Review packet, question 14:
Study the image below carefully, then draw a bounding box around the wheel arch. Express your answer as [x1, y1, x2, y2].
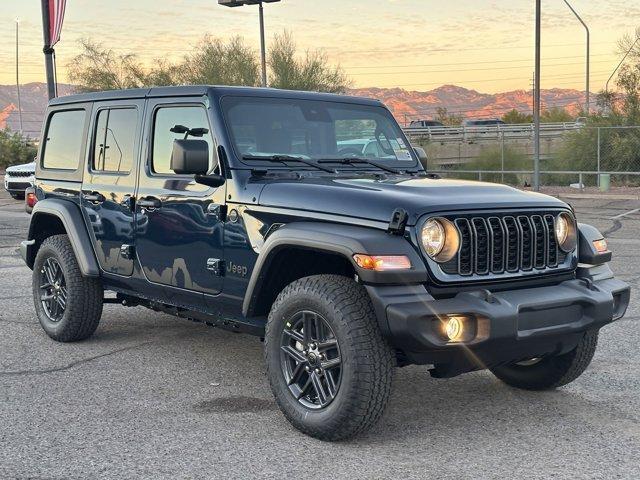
[23, 198, 100, 277]
[242, 222, 427, 318]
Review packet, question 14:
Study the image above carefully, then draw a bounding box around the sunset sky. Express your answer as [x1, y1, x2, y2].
[0, 0, 638, 94]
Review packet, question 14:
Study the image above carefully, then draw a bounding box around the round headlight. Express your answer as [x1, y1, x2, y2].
[555, 212, 577, 252]
[421, 218, 459, 262]
[422, 219, 446, 257]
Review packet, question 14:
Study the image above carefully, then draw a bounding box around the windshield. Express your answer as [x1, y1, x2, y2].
[221, 96, 418, 168]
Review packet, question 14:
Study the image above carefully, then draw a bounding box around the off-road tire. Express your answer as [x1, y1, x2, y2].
[265, 274, 395, 441]
[32, 234, 103, 342]
[490, 329, 599, 390]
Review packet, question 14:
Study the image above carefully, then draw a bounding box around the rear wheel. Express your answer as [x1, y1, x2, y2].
[490, 330, 599, 390]
[265, 274, 395, 441]
[32, 234, 103, 342]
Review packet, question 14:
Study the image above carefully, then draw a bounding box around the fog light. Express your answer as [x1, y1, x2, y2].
[444, 316, 464, 342]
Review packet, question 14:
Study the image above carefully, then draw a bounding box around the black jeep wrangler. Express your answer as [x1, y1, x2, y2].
[22, 86, 630, 440]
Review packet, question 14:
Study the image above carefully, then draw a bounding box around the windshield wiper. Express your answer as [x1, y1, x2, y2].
[242, 154, 336, 174]
[317, 157, 402, 175]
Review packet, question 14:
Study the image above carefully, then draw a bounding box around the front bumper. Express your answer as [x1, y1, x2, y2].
[4, 175, 34, 193]
[367, 266, 630, 376]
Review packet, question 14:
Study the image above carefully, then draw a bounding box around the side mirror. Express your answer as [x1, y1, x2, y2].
[413, 146, 428, 167]
[171, 139, 209, 175]
[195, 174, 225, 188]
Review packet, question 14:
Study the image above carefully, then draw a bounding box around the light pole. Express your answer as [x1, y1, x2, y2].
[563, 0, 590, 115]
[218, 0, 282, 87]
[15, 18, 24, 134]
[533, 0, 541, 191]
[605, 36, 640, 94]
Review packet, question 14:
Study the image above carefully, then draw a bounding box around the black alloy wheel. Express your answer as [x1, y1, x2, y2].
[39, 257, 67, 322]
[280, 310, 342, 409]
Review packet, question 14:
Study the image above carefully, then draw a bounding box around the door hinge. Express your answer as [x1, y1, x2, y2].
[206, 258, 225, 276]
[387, 208, 409, 235]
[120, 244, 135, 260]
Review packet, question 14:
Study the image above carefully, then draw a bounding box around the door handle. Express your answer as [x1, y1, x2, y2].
[137, 197, 162, 209]
[83, 192, 105, 204]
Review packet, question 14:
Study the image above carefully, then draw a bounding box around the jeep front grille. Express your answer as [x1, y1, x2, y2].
[440, 213, 568, 277]
[7, 171, 33, 178]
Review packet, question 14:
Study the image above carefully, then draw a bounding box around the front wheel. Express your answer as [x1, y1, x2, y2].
[32, 234, 104, 342]
[490, 329, 599, 390]
[265, 275, 395, 441]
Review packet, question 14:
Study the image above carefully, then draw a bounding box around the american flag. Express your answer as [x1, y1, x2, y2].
[48, 0, 66, 47]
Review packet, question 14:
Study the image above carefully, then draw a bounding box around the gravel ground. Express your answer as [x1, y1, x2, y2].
[0, 181, 638, 480]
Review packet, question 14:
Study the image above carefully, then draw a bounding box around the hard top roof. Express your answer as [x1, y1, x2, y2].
[48, 85, 382, 107]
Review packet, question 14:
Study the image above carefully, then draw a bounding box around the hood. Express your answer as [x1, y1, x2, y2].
[6, 162, 36, 173]
[257, 175, 568, 224]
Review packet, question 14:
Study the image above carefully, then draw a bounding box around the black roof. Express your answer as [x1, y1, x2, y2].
[48, 85, 382, 107]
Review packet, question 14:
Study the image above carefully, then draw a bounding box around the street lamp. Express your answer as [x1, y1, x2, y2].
[563, 1, 590, 115]
[219, 0, 281, 88]
[533, 0, 541, 191]
[605, 36, 640, 94]
[15, 18, 23, 134]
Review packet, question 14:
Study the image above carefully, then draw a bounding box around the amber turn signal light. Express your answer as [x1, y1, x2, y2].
[353, 254, 411, 271]
[593, 238, 608, 253]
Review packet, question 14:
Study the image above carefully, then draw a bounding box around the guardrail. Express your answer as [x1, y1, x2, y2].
[429, 169, 640, 188]
[403, 122, 581, 141]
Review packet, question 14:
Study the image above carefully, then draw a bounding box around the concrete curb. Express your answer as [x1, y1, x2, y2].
[555, 193, 640, 201]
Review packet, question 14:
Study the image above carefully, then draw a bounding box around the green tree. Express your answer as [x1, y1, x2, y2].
[540, 106, 574, 123]
[67, 39, 159, 92]
[458, 145, 531, 185]
[177, 35, 260, 86]
[435, 107, 463, 126]
[268, 31, 350, 93]
[67, 33, 350, 94]
[0, 129, 38, 169]
[502, 109, 533, 124]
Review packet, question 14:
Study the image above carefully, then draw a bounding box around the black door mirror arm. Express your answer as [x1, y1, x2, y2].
[194, 174, 226, 188]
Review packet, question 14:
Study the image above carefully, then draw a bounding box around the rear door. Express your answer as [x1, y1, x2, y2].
[135, 97, 225, 296]
[80, 100, 144, 276]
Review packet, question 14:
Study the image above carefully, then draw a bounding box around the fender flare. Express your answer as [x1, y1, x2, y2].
[242, 222, 428, 317]
[24, 198, 100, 277]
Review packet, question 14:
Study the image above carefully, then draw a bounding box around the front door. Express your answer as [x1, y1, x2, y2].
[135, 98, 225, 296]
[81, 100, 144, 276]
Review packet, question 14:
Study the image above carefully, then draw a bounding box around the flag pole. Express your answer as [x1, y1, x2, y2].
[40, 0, 57, 99]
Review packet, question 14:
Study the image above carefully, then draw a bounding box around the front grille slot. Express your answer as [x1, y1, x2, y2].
[455, 218, 474, 276]
[441, 211, 569, 278]
[7, 171, 33, 178]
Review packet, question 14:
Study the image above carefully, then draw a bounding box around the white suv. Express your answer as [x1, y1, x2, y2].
[4, 161, 35, 200]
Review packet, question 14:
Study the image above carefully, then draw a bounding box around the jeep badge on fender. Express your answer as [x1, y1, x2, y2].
[21, 86, 630, 441]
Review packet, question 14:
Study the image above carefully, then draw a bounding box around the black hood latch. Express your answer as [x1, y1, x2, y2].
[387, 208, 409, 236]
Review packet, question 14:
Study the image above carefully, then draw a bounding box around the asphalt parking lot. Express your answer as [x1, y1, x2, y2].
[0, 181, 638, 480]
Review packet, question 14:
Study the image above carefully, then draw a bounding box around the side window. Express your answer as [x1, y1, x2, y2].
[93, 108, 137, 173]
[152, 106, 215, 175]
[42, 110, 86, 170]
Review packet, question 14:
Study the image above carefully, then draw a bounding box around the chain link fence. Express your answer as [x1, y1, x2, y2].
[406, 126, 640, 189]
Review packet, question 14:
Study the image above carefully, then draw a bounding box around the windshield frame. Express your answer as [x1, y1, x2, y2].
[219, 94, 421, 172]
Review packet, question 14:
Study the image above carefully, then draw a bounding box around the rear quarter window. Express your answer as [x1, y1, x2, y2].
[41, 110, 86, 170]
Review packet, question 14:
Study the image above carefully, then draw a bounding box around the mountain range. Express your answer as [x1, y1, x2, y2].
[0, 82, 586, 136]
[347, 85, 587, 123]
